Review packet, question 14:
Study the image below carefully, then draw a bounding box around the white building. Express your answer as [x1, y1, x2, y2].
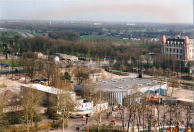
[160, 35, 193, 62]
[21, 84, 97, 116]
[98, 78, 167, 105]
[69, 99, 93, 116]
[20, 84, 76, 104]
[48, 55, 60, 63]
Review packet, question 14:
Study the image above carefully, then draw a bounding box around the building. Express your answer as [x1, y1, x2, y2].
[21, 84, 76, 106]
[48, 55, 60, 63]
[34, 52, 44, 59]
[0, 90, 22, 113]
[68, 99, 94, 116]
[98, 78, 167, 105]
[60, 54, 78, 62]
[21, 84, 96, 116]
[160, 35, 193, 63]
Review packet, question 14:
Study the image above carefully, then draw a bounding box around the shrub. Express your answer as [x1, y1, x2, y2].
[10, 117, 23, 124]
[10, 126, 18, 132]
[50, 114, 61, 120]
[51, 122, 61, 129]
[33, 114, 42, 122]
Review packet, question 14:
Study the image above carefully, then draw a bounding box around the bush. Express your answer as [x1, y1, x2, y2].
[5, 111, 24, 125]
[50, 114, 61, 120]
[46, 107, 56, 117]
[51, 122, 61, 129]
[10, 117, 23, 124]
[10, 126, 18, 132]
[33, 114, 42, 122]
[181, 76, 193, 81]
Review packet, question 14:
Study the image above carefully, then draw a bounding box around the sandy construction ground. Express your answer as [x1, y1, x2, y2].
[0, 74, 23, 94]
[0, 72, 193, 101]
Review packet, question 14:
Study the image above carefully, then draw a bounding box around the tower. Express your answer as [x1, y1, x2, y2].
[160, 35, 166, 54]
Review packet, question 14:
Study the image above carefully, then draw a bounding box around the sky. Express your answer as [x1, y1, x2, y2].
[0, 0, 193, 23]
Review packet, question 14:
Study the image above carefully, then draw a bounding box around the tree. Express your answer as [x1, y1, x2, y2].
[22, 52, 37, 82]
[20, 87, 42, 132]
[74, 67, 90, 84]
[167, 79, 179, 126]
[54, 79, 75, 132]
[63, 72, 71, 81]
[124, 86, 141, 132]
[0, 91, 9, 131]
[42, 62, 59, 86]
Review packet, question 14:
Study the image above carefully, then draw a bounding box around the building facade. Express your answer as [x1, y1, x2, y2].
[160, 35, 193, 62]
[0, 90, 22, 113]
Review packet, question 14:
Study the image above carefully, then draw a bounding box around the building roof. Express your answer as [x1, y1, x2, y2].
[177, 98, 193, 103]
[22, 84, 75, 95]
[166, 38, 184, 43]
[97, 78, 166, 94]
[162, 35, 193, 45]
[60, 54, 77, 59]
[34, 52, 42, 55]
[0, 90, 20, 106]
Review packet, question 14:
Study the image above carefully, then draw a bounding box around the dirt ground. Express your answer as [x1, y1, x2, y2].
[0, 74, 23, 94]
[0, 72, 193, 101]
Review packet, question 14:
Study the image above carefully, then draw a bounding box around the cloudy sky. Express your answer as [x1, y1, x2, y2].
[0, 0, 193, 23]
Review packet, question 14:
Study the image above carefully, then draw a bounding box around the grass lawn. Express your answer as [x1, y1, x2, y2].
[0, 59, 21, 67]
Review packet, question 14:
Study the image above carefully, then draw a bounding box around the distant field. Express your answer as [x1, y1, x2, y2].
[79, 35, 147, 45]
[79, 35, 119, 42]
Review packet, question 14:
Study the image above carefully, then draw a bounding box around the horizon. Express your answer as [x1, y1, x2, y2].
[0, 19, 192, 25]
[0, 0, 193, 24]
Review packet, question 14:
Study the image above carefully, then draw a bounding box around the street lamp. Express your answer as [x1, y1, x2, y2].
[163, 103, 166, 130]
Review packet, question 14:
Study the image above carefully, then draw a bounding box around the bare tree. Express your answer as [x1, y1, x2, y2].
[53, 78, 75, 132]
[0, 91, 9, 130]
[73, 67, 90, 84]
[20, 88, 42, 132]
[167, 79, 179, 128]
[22, 52, 37, 82]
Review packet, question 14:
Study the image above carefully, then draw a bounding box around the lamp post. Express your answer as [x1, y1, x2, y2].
[137, 60, 139, 75]
[122, 106, 125, 132]
[163, 103, 166, 130]
[186, 106, 190, 132]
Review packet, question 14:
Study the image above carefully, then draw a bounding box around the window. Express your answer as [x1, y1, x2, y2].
[180, 55, 182, 59]
[180, 49, 182, 53]
[166, 48, 168, 52]
[3, 107, 8, 112]
[170, 48, 171, 52]
[11, 106, 14, 111]
[173, 49, 175, 53]
[177, 49, 178, 53]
